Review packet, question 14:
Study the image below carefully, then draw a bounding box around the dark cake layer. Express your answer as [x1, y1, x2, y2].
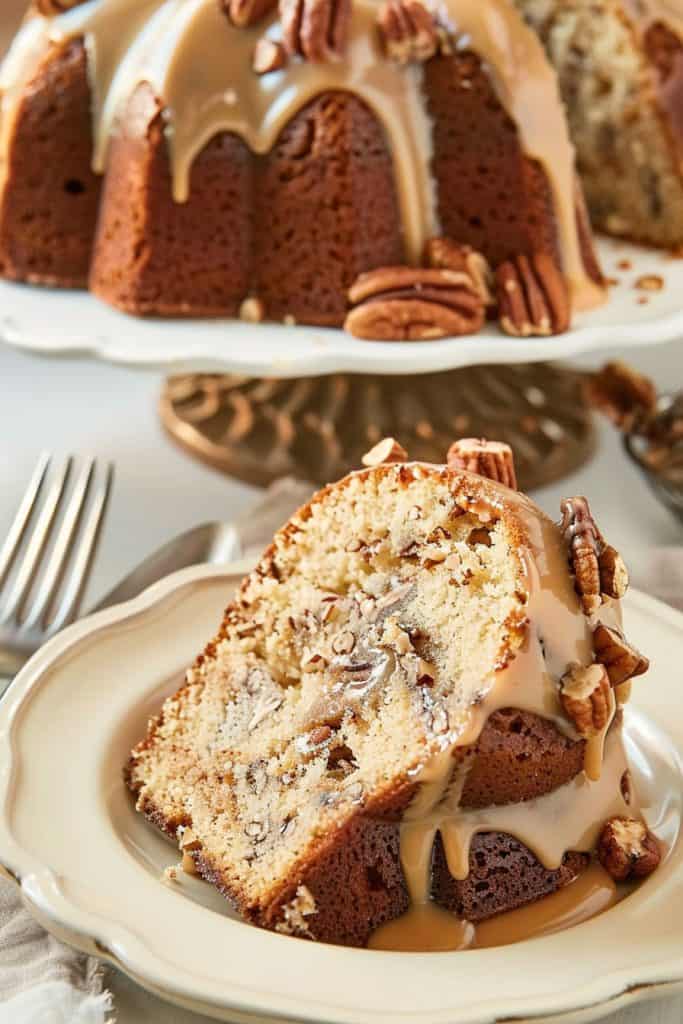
[0, 40, 101, 287]
[128, 708, 587, 947]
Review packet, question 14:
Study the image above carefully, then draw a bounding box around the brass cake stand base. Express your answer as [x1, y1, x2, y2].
[159, 363, 595, 492]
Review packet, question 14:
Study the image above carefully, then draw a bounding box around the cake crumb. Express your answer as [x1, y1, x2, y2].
[634, 274, 663, 292]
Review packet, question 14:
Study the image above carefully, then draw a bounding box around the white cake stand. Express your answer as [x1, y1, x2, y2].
[1, 235, 680, 489]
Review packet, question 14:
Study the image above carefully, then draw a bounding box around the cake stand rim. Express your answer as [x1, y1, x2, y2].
[0, 237, 681, 377]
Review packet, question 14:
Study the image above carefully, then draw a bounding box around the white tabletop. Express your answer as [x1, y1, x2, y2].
[1, 338, 682, 1023]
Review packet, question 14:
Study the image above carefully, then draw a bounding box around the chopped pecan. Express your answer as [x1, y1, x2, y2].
[560, 497, 629, 614]
[376, 0, 439, 64]
[584, 361, 657, 433]
[425, 237, 494, 306]
[280, 0, 350, 61]
[345, 266, 484, 341]
[597, 816, 661, 881]
[221, 0, 278, 27]
[560, 664, 612, 737]
[361, 436, 408, 467]
[593, 623, 649, 685]
[496, 252, 570, 337]
[447, 437, 517, 489]
[252, 38, 287, 74]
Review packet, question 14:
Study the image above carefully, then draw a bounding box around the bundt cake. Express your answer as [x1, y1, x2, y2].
[126, 437, 660, 949]
[0, 0, 605, 335]
[515, 0, 683, 248]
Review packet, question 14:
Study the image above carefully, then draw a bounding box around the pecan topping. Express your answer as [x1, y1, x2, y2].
[598, 545, 629, 601]
[597, 816, 661, 881]
[376, 0, 438, 64]
[593, 623, 649, 686]
[447, 437, 518, 490]
[361, 436, 409, 466]
[221, 0, 278, 27]
[345, 266, 484, 341]
[496, 252, 570, 337]
[280, 0, 351, 61]
[252, 38, 287, 74]
[584, 361, 657, 433]
[560, 496, 629, 614]
[425, 237, 494, 306]
[560, 664, 612, 737]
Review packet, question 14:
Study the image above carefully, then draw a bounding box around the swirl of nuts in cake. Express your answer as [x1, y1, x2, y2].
[127, 458, 610, 925]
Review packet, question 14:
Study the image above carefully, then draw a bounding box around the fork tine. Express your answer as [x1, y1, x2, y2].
[0, 458, 73, 625]
[0, 453, 50, 591]
[23, 459, 96, 631]
[50, 462, 114, 633]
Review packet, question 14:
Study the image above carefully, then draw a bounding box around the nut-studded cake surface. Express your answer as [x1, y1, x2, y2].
[127, 444, 659, 947]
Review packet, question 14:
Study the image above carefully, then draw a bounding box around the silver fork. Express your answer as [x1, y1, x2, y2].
[0, 454, 114, 678]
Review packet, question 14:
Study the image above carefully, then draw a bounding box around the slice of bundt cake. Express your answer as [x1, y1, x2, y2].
[127, 438, 659, 947]
[516, 0, 683, 248]
[0, 0, 604, 332]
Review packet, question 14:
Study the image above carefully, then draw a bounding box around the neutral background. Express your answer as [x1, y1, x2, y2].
[1, 2, 683, 1021]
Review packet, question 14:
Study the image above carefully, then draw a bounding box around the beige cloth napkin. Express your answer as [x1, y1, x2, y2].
[0, 877, 112, 1022]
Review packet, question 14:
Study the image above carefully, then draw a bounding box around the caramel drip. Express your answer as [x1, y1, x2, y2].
[584, 685, 616, 783]
[13, 0, 439, 265]
[369, 863, 620, 951]
[439, 726, 632, 881]
[435, 0, 604, 311]
[0, 0, 604, 307]
[391, 472, 635, 932]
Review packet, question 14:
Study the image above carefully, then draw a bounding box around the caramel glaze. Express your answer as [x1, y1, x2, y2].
[369, 468, 644, 952]
[0, 0, 605, 309]
[369, 863, 620, 951]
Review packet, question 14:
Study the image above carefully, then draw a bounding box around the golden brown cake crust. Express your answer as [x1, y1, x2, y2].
[0, 39, 101, 287]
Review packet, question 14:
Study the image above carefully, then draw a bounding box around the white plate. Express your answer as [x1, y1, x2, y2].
[0, 562, 682, 1024]
[0, 238, 681, 376]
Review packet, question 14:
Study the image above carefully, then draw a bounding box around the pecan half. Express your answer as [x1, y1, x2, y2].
[447, 437, 517, 489]
[345, 266, 484, 341]
[425, 237, 494, 306]
[560, 664, 612, 737]
[598, 545, 629, 601]
[593, 623, 649, 685]
[584, 361, 657, 433]
[377, 0, 439, 64]
[496, 252, 570, 337]
[597, 816, 661, 881]
[280, 0, 350, 61]
[253, 38, 287, 74]
[221, 0, 278, 27]
[560, 497, 629, 614]
[361, 436, 409, 466]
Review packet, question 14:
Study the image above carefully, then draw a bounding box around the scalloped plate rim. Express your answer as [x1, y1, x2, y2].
[0, 565, 682, 1024]
[0, 237, 682, 376]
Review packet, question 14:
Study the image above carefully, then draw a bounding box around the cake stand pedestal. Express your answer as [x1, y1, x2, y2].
[158, 362, 595, 492]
